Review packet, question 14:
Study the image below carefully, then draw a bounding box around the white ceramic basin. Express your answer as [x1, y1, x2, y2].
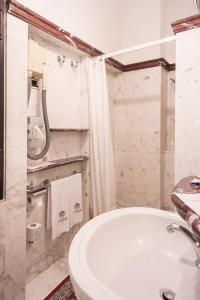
[69, 207, 200, 300]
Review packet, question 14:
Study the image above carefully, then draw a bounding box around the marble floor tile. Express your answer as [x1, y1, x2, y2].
[26, 256, 69, 300]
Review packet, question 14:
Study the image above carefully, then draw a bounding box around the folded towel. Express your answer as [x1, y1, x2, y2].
[50, 177, 70, 240]
[47, 173, 83, 239]
[68, 173, 83, 228]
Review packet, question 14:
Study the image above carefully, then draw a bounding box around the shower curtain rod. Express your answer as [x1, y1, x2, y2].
[100, 36, 176, 60]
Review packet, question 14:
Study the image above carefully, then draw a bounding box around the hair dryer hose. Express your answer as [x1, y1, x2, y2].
[27, 90, 50, 160]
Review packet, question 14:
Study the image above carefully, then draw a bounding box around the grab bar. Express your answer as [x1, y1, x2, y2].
[27, 179, 50, 196]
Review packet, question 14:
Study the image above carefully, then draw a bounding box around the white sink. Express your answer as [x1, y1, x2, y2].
[69, 207, 200, 300]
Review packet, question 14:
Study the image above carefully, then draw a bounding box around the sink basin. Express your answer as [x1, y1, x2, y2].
[69, 207, 200, 300]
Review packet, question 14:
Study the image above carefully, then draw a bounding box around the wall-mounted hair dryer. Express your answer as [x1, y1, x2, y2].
[27, 63, 50, 160]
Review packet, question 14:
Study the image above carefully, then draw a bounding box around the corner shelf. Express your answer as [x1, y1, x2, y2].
[27, 155, 89, 174]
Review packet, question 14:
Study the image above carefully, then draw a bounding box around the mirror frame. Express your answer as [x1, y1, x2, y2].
[0, 0, 6, 200]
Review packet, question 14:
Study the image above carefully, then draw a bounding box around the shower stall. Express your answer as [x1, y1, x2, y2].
[89, 36, 176, 213]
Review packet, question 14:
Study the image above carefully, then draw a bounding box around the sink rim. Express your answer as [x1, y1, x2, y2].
[69, 207, 183, 300]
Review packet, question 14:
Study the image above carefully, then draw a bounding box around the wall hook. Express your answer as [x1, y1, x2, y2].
[71, 60, 79, 70]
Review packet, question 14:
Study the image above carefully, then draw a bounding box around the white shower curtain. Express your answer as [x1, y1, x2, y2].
[88, 58, 116, 217]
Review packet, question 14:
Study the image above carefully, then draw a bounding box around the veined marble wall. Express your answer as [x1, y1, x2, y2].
[27, 29, 90, 282]
[27, 132, 90, 283]
[114, 67, 162, 208]
[106, 69, 116, 152]
[162, 71, 175, 210]
[107, 66, 175, 209]
[175, 27, 200, 182]
[27, 160, 89, 282]
[0, 16, 27, 300]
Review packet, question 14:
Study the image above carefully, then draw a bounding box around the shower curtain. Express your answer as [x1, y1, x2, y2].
[88, 58, 116, 217]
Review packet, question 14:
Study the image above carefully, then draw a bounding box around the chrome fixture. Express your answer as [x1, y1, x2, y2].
[27, 179, 50, 208]
[166, 223, 200, 268]
[57, 55, 66, 65]
[27, 179, 50, 195]
[160, 288, 176, 300]
[71, 60, 79, 70]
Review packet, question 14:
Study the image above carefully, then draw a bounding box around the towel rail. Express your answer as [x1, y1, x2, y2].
[27, 171, 81, 197]
[27, 179, 50, 195]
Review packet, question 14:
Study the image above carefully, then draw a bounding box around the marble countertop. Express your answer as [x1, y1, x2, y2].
[171, 176, 200, 243]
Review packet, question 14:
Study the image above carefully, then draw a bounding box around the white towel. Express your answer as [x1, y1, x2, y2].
[50, 177, 70, 240]
[68, 173, 83, 228]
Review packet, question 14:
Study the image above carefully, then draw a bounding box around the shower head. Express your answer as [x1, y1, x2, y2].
[193, 0, 200, 13]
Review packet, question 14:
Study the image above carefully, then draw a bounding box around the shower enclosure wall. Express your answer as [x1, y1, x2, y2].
[26, 27, 90, 283]
[107, 65, 175, 211]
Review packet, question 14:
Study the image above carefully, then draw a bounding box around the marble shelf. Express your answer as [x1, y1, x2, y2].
[27, 155, 89, 174]
[50, 128, 89, 132]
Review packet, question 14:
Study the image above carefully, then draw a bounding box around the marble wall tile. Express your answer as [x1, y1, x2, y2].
[106, 69, 117, 144]
[109, 66, 175, 210]
[28, 131, 85, 168]
[0, 15, 28, 300]
[26, 33, 90, 282]
[5, 207, 26, 289]
[116, 150, 161, 208]
[162, 151, 175, 211]
[115, 68, 162, 154]
[27, 161, 89, 282]
[166, 72, 175, 152]
[160, 69, 168, 154]
[160, 70, 175, 210]
[117, 189, 160, 208]
[0, 206, 6, 281]
[175, 28, 200, 182]
[47, 132, 82, 161]
[112, 67, 162, 208]
[0, 276, 25, 300]
[28, 29, 89, 130]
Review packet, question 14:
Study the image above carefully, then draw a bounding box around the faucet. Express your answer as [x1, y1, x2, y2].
[166, 223, 200, 269]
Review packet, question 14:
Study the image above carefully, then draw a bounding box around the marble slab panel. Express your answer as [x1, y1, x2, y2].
[114, 68, 162, 154]
[0, 15, 28, 300]
[116, 150, 160, 208]
[175, 27, 200, 182]
[27, 160, 89, 282]
[162, 151, 175, 211]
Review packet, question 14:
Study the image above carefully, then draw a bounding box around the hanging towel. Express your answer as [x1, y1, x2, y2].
[68, 173, 83, 228]
[50, 177, 70, 240]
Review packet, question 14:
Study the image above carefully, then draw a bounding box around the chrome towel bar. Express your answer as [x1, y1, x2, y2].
[27, 179, 50, 195]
